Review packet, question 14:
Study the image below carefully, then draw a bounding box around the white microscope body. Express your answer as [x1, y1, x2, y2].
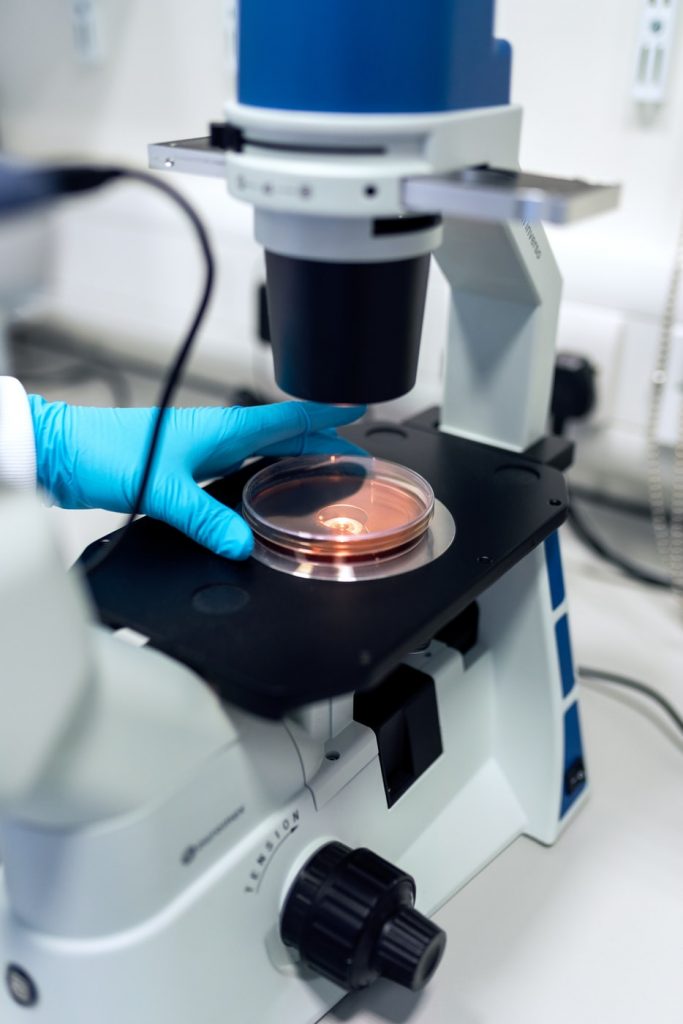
[0, 489, 579, 1024]
[0, 2, 618, 1020]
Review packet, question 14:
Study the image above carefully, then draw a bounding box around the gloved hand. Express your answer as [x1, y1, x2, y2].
[28, 397, 366, 559]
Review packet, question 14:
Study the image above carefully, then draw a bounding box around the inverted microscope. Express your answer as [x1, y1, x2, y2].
[0, 2, 620, 1021]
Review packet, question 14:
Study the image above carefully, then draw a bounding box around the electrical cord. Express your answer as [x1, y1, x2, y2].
[70, 167, 215, 575]
[578, 666, 683, 737]
[567, 495, 675, 591]
[554, 409, 676, 591]
[568, 484, 669, 523]
[560, 210, 683, 602]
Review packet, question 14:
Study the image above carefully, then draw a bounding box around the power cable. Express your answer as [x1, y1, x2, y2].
[68, 167, 216, 575]
[578, 666, 683, 737]
[567, 495, 675, 591]
[569, 485, 668, 523]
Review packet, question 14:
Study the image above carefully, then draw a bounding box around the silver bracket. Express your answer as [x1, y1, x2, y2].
[147, 137, 225, 179]
[403, 168, 621, 225]
[147, 138, 621, 225]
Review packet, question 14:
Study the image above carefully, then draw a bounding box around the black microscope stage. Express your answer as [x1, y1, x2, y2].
[83, 420, 569, 718]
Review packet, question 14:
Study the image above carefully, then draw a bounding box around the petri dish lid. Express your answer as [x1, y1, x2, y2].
[242, 455, 435, 563]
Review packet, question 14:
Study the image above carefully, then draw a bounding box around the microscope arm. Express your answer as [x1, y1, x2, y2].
[436, 216, 562, 452]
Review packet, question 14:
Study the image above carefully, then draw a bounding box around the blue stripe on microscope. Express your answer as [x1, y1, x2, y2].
[561, 702, 587, 817]
[237, 0, 511, 114]
[555, 615, 575, 698]
[544, 532, 565, 610]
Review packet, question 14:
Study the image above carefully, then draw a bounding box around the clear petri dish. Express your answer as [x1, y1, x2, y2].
[242, 456, 435, 565]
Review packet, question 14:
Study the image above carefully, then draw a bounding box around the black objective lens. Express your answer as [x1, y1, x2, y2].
[264, 251, 431, 404]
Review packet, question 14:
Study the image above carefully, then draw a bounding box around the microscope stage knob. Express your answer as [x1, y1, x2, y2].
[280, 842, 446, 992]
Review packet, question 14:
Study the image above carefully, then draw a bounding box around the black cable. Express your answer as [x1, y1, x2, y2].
[578, 666, 683, 736]
[569, 484, 670, 524]
[75, 167, 215, 575]
[567, 495, 675, 591]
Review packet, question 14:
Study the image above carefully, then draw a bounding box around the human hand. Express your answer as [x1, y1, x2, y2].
[28, 398, 366, 558]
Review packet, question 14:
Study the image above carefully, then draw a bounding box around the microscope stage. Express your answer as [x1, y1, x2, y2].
[83, 421, 568, 717]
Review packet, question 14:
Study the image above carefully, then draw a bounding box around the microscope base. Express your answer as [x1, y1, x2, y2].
[0, 541, 586, 1023]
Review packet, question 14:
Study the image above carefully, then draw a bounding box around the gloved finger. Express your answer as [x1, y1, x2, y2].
[225, 402, 365, 455]
[198, 402, 366, 477]
[149, 476, 254, 559]
[258, 431, 368, 459]
[195, 433, 367, 483]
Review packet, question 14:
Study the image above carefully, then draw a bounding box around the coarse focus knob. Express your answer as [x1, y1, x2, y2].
[280, 842, 446, 992]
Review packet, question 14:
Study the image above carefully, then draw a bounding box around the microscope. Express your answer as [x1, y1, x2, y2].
[0, 2, 619, 1021]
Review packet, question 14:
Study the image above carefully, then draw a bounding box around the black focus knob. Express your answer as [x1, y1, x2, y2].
[280, 842, 446, 992]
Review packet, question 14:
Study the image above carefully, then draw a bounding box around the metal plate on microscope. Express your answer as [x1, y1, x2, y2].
[403, 168, 621, 224]
[83, 423, 568, 718]
[249, 498, 455, 583]
[241, 454, 453, 582]
[148, 137, 226, 178]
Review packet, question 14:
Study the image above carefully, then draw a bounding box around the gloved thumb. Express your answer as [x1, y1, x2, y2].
[152, 476, 254, 559]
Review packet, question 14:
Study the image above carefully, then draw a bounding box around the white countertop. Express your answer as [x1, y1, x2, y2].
[329, 529, 683, 1024]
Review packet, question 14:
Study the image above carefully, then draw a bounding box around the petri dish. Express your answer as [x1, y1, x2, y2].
[242, 455, 435, 566]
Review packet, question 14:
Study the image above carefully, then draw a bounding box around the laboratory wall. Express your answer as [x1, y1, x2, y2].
[0, 0, 263, 387]
[498, 0, 683, 503]
[0, 0, 682, 499]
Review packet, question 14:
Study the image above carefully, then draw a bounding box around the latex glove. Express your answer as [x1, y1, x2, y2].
[28, 397, 366, 559]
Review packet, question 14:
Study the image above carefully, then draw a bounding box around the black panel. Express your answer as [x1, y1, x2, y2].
[354, 665, 442, 808]
[257, 282, 270, 344]
[405, 407, 575, 470]
[551, 353, 596, 434]
[523, 435, 575, 471]
[209, 122, 243, 152]
[564, 757, 587, 798]
[82, 423, 568, 718]
[404, 406, 441, 432]
[372, 216, 441, 236]
[264, 253, 430, 404]
[435, 602, 479, 655]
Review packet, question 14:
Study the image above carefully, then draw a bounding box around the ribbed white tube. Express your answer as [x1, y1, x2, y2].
[0, 376, 37, 491]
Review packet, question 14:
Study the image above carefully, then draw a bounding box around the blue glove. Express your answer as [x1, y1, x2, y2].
[28, 397, 366, 559]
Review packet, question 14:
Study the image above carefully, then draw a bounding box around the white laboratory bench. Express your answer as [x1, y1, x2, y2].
[330, 528, 683, 1024]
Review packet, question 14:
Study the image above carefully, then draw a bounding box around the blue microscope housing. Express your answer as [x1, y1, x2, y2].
[238, 0, 512, 115]
[235, 0, 514, 403]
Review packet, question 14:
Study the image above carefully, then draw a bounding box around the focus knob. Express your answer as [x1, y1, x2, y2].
[280, 842, 446, 992]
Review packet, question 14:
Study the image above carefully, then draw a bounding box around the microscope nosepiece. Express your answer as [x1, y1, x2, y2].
[264, 250, 431, 405]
